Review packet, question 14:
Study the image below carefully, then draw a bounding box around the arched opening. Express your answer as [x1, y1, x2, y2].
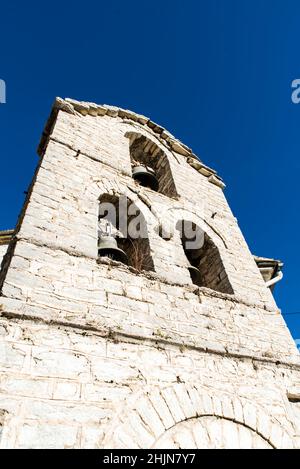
[152, 416, 273, 449]
[98, 193, 154, 272]
[101, 384, 288, 449]
[126, 133, 178, 198]
[176, 220, 233, 294]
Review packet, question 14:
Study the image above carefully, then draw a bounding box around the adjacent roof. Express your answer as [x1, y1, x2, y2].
[254, 255, 283, 283]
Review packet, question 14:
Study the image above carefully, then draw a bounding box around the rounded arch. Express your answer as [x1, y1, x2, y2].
[97, 187, 156, 272]
[151, 416, 273, 449]
[125, 131, 178, 198]
[155, 206, 233, 293]
[154, 205, 228, 247]
[95, 183, 158, 235]
[175, 218, 233, 294]
[100, 384, 294, 449]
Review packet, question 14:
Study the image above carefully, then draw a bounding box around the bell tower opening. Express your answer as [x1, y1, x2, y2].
[98, 193, 154, 272]
[176, 220, 234, 294]
[126, 132, 178, 197]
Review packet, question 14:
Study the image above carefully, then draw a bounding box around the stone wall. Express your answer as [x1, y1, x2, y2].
[1, 241, 298, 362]
[0, 317, 299, 448]
[0, 99, 299, 448]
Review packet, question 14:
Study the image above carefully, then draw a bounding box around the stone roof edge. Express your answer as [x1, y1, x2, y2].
[0, 229, 14, 245]
[37, 97, 225, 190]
[253, 255, 283, 267]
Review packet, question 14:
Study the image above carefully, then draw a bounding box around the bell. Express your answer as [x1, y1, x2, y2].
[132, 165, 159, 191]
[98, 236, 128, 264]
[188, 266, 202, 287]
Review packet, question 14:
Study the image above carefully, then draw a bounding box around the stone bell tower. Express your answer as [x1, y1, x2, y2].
[0, 98, 299, 449]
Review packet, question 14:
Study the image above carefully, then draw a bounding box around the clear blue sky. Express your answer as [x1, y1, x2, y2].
[0, 1, 299, 341]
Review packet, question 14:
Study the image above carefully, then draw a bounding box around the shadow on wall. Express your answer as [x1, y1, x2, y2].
[176, 220, 234, 294]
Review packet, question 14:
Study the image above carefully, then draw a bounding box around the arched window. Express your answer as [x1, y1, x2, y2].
[126, 133, 178, 198]
[98, 193, 154, 272]
[176, 220, 233, 294]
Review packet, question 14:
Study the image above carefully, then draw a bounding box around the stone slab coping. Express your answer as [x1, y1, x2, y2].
[0, 230, 14, 246]
[37, 97, 225, 190]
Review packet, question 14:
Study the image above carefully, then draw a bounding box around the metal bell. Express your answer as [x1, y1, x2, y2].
[132, 165, 159, 191]
[98, 236, 128, 264]
[188, 266, 202, 287]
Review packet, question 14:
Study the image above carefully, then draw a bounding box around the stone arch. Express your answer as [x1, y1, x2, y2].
[154, 205, 233, 293]
[125, 131, 178, 198]
[151, 416, 272, 449]
[84, 177, 158, 260]
[98, 190, 155, 272]
[101, 384, 294, 449]
[155, 205, 227, 247]
[175, 219, 233, 293]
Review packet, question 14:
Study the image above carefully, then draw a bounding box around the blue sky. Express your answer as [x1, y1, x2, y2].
[0, 1, 299, 341]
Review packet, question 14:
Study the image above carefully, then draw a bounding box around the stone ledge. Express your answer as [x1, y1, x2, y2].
[9, 234, 276, 313]
[1, 310, 299, 370]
